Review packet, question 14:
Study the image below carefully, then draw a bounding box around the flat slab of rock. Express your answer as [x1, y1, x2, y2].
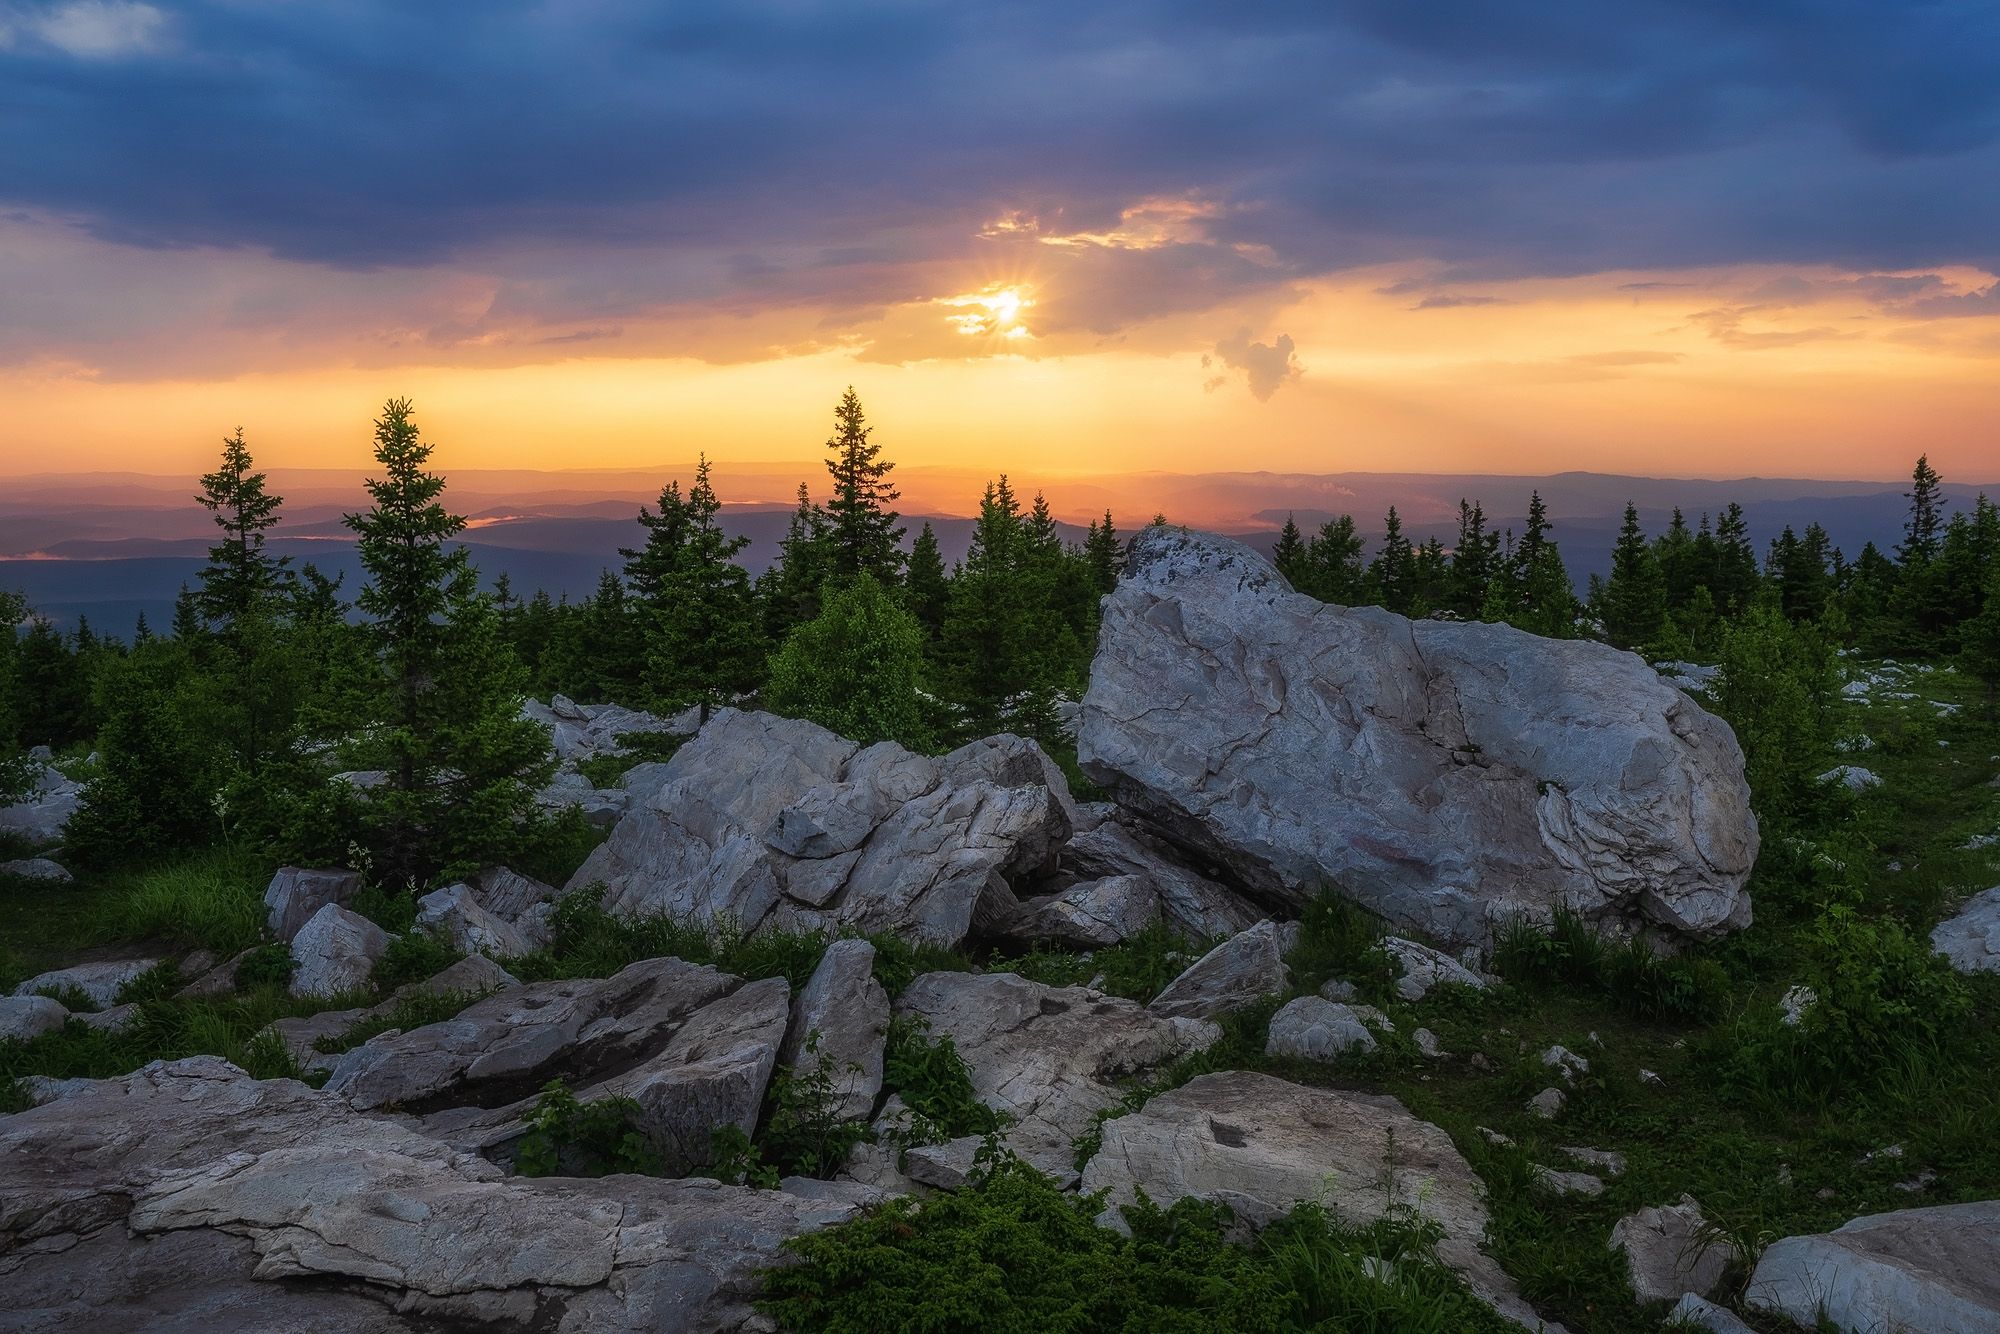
[1077, 528, 1759, 949]
[1077, 1071, 1562, 1332]
[264, 866, 364, 943]
[288, 903, 391, 998]
[325, 956, 737, 1112]
[568, 709, 1075, 948]
[1746, 1200, 2000, 1334]
[12, 957, 159, 1009]
[0, 1056, 873, 1333]
[1932, 886, 2000, 974]
[894, 971, 1220, 1173]
[1148, 920, 1296, 1019]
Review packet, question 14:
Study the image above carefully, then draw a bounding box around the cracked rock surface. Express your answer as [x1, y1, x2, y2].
[0, 1057, 877, 1333]
[1077, 527, 1759, 950]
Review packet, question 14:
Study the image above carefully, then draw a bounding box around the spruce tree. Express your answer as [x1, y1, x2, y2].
[1083, 510, 1121, 594]
[643, 455, 763, 719]
[760, 483, 833, 642]
[344, 397, 553, 884]
[1899, 454, 1945, 567]
[1961, 568, 2000, 719]
[1447, 500, 1499, 616]
[194, 428, 290, 628]
[1712, 503, 1760, 615]
[823, 387, 904, 583]
[1368, 508, 1415, 614]
[1600, 502, 1669, 651]
[905, 522, 950, 641]
[1304, 516, 1367, 604]
[1272, 515, 1307, 587]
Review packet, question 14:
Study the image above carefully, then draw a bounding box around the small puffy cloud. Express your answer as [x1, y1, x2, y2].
[1203, 329, 1301, 402]
[25, 1, 166, 57]
[1909, 281, 2000, 318]
[1413, 294, 1510, 310]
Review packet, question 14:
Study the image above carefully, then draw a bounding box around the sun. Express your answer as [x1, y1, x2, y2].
[940, 284, 1035, 340]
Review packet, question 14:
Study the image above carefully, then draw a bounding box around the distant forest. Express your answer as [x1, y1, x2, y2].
[4, 389, 1999, 882]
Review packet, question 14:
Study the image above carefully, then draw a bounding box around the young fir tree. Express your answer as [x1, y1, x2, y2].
[192, 428, 294, 773]
[904, 522, 951, 641]
[1899, 454, 1946, 567]
[1710, 597, 1838, 826]
[759, 483, 833, 643]
[1083, 510, 1121, 594]
[1303, 516, 1368, 604]
[1960, 568, 2000, 720]
[1711, 503, 1761, 616]
[14, 616, 86, 749]
[823, 387, 904, 584]
[937, 477, 1064, 742]
[194, 428, 290, 627]
[1408, 536, 1450, 617]
[643, 455, 763, 719]
[1599, 502, 1669, 652]
[65, 643, 217, 867]
[1368, 508, 1415, 614]
[1446, 500, 1500, 617]
[1272, 515, 1307, 587]
[344, 398, 553, 884]
[766, 574, 928, 750]
[1487, 492, 1579, 637]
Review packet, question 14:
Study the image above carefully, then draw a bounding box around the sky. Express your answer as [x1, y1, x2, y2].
[2, 1, 1998, 487]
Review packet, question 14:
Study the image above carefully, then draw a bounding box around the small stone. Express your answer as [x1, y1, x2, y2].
[1559, 1146, 1627, 1175]
[1609, 1194, 1737, 1302]
[1382, 936, 1488, 1002]
[1527, 1087, 1566, 1119]
[1541, 1044, 1589, 1082]
[1477, 1126, 1514, 1147]
[0, 994, 70, 1042]
[1264, 996, 1378, 1061]
[1666, 1293, 1756, 1334]
[1318, 978, 1357, 1002]
[1531, 1166, 1605, 1197]
[1412, 1027, 1443, 1058]
[0, 857, 73, 884]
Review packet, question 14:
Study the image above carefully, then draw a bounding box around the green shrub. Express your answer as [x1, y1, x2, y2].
[1494, 908, 1728, 1024]
[1288, 889, 1399, 1001]
[233, 941, 297, 990]
[515, 1078, 665, 1178]
[371, 930, 463, 991]
[508, 886, 838, 986]
[755, 1032, 875, 1179]
[33, 982, 98, 1013]
[865, 931, 973, 998]
[759, 1154, 1513, 1333]
[1007, 919, 1205, 1004]
[881, 1014, 1003, 1148]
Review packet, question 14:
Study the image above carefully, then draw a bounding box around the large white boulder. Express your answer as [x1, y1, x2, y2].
[288, 904, 391, 999]
[1746, 1200, 2000, 1334]
[1078, 528, 1759, 950]
[1077, 1071, 1563, 1332]
[1932, 886, 2000, 974]
[567, 709, 1075, 948]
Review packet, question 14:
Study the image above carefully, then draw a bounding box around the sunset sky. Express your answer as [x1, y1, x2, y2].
[3, 2, 1998, 485]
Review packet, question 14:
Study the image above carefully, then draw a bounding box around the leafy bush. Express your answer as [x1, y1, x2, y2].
[765, 574, 931, 751]
[1494, 908, 1727, 1024]
[756, 1032, 875, 1179]
[865, 931, 973, 998]
[515, 1078, 665, 1178]
[371, 929, 463, 991]
[233, 941, 297, 990]
[881, 1014, 1004, 1148]
[1287, 889, 1399, 1002]
[760, 1154, 1513, 1333]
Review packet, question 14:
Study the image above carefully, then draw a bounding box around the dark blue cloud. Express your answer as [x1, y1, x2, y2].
[1, 0, 1996, 294]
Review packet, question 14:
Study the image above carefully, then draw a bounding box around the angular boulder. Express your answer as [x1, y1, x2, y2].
[289, 904, 391, 998]
[0, 1056, 874, 1332]
[0, 762, 82, 846]
[0, 993, 70, 1042]
[324, 956, 737, 1112]
[779, 937, 889, 1122]
[1006, 874, 1162, 948]
[893, 971, 1221, 1172]
[1932, 886, 2000, 974]
[1147, 919, 1296, 1019]
[1077, 1071, 1561, 1332]
[264, 866, 364, 943]
[1263, 995, 1377, 1060]
[568, 710, 1074, 947]
[1610, 1194, 1736, 1302]
[1746, 1200, 2000, 1334]
[1078, 528, 1759, 950]
[415, 881, 546, 958]
[1060, 802, 1263, 940]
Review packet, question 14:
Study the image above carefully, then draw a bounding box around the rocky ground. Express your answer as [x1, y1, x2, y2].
[4, 530, 1998, 1333]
